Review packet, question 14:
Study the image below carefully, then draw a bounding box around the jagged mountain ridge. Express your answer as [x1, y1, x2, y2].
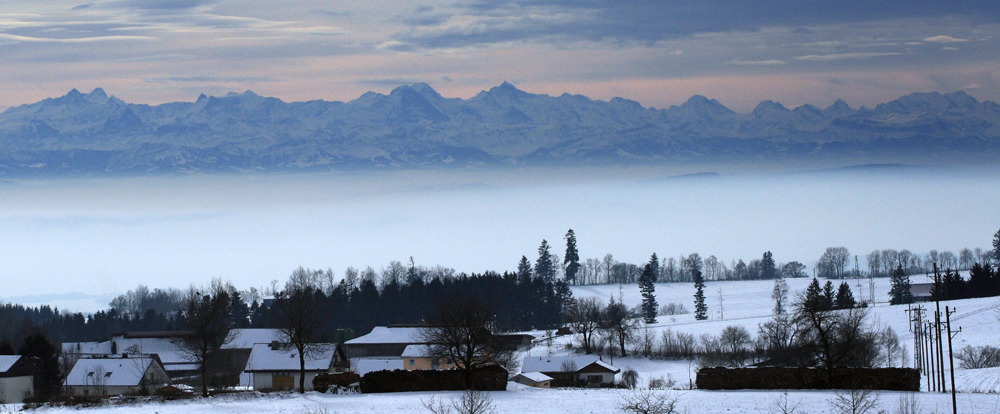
[1, 83, 998, 174]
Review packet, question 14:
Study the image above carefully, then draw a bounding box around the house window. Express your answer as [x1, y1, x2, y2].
[587, 375, 602, 383]
[409, 359, 415, 366]
[105, 372, 113, 378]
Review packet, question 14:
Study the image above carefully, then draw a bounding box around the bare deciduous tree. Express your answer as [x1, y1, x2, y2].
[829, 388, 880, 414]
[174, 279, 236, 397]
[274, 267, 333, 393]
[617, 388, 681, 414]
[422, 389, 497, 414]
[563, 297, 603, 354]
[420, 295, 510, 389]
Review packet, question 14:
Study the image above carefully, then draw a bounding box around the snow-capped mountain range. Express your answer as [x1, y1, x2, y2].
[1, 83, 997, 174]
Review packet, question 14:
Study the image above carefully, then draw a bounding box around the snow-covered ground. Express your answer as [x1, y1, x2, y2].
[6, 387, 1000, 414]
[5, 275, 999, 413]
[561, 276, 1000, 395]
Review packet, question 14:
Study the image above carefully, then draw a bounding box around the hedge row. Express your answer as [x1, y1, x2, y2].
[696, 367, 920, 391]
[360, 366, 508, 393]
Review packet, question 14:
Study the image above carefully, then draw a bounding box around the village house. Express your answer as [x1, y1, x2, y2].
[520, 355, 619, 387]
[62, 328, 284, 386]
[401, 345, 456, 371]
[514, 371, 552, 388]
[0, 355, 35, 403]
[64, 355, 170, 397]
[344, 325, 425, 358]
[244, 342, 348, 392]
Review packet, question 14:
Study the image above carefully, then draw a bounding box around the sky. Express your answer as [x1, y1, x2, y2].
[1, 0, 998, 112]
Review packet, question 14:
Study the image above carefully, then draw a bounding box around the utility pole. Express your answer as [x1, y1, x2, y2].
[718, 288, 724, 320]
[933, 263, 946, 392]
[906, 306, 925, 374]
[926, 321, 936, 392]
[946, 306, 960, 414]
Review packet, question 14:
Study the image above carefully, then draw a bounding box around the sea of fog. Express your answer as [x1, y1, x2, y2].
[0, 165, 997, 313]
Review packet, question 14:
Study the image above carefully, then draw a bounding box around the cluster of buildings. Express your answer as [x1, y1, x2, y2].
[1, 326, 620, 403]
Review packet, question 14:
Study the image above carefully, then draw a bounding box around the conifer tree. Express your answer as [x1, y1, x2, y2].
[804, 278, 826, 312]
[564, 229, 581, 284]
[517, 256, 533, 280]
[834, 282, 856, 309]
[693, 265, 707, 320]
[823, 281, 835, 309]
[639, 254, 659, 324]
[535, 240, 555, 282]
[888, 264, 913, 305]
[993, 227, 1000, 267]
[761, 251, 777, 280]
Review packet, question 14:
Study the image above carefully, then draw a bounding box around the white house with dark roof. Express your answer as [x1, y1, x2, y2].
[0, 355, 35, 403]
[244, 343, 346, 392]
[520, 355, 619, 387]
[64, 356, 170, 397]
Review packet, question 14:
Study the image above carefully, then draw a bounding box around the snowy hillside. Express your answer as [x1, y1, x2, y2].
[563, 275, 1000, 394]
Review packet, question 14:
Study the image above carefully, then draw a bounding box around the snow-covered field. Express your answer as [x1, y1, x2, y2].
[6, 275, 1000, 414]
[6, 387, 1000, 414]
[563, 276, 1000, 395]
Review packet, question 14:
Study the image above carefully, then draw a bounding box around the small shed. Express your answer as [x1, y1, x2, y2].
[514, 371, 552, 388]
[0, 355, 35, 403]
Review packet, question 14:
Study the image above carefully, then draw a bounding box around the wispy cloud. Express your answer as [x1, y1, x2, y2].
[923, 35, 967, 43]
[794, 52, 902, 61]
[728, 58, 786, 66]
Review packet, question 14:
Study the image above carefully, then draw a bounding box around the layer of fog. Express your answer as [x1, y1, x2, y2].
[1, 165, 997, 313]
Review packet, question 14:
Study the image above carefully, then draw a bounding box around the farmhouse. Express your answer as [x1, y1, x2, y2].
[344, 325, 424, 358]
[244, 342, 347, 392]
[0, 355, 35, 403]
[64, 356, 170, 397]
[61, 328, 283, 386]
[520, 355, 619, 387]
[401, 345, 456, 371]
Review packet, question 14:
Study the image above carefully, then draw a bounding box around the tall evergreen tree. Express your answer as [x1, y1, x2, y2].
[535, 240, 555, 282]
[693, 264, 707, 321]
[517, 256, 533, 280]
[834, 282, 856, 309]
[888, 264, 913, 305]
[761, 251, 777, 280]
[804, 278, 827, 312]
[564, 229, 581, 284]
[822, 281, 835, 309]
[639, 254, 659, 324]
[993, 227, 1000, 267]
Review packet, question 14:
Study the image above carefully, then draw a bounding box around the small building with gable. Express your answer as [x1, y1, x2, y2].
[64, 356, 170, 397]
[244, 342, 348, 392]
[520, 355, 619, 387]
[0, 355, 35, 403]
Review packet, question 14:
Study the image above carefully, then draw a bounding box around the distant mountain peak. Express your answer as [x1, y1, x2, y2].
[826, 99, 852, 114]
[752, 100, 789, 116]
[677, 95, 733, 115]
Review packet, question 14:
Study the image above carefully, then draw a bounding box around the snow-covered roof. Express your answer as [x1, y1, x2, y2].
[352, 358, 403, 375]
[62, 341, 112, 355]
[521, 355, 618, 374]
[223, 328, 284, 349]
[245, 343, 336, 372]
[65, 357, 160, 387]
[0, 355, 21, 373]
[401, 345, 433, 358]
[345, 326, 425, 345]
[517, 372, 552, 383]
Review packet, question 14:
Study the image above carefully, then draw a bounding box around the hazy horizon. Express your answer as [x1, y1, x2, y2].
[2, 164, 997, 313]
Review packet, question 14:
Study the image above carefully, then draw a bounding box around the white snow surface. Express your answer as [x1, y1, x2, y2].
[0, 355, 21, 373]
[245, 344, 336, 372]
[64, 357, 156, 387]
[223, 328, 284, 349]
[346, 326, 424, 345]
[7, 388, 1000, 413]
